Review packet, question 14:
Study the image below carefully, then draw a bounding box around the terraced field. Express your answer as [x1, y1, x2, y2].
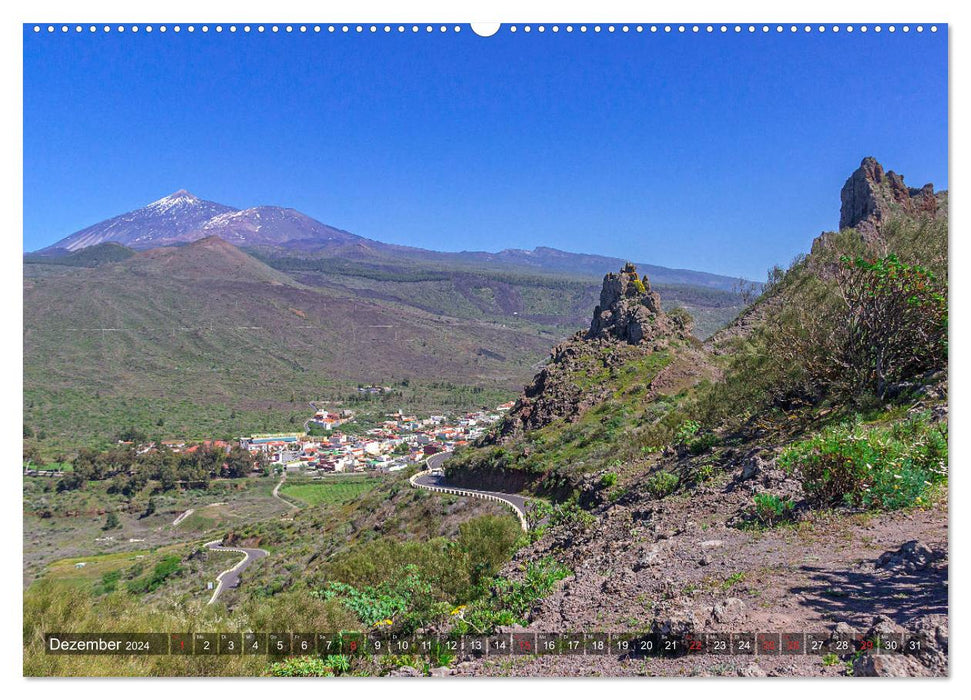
[279, 476, 382, 507]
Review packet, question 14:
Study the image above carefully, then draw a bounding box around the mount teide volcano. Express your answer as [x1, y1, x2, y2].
[38, 190, 368, 254]
[39, 191, 237, 252]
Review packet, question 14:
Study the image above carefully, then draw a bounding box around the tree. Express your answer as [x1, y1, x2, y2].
[833, 255, 947, 397]
[254, 451, 271, 477]
[157, 460, 179, 492]
[733, 277, 761, 306]
[116, 426, 147, 443]
[103, 512, 120, 530]
[223, 447, 254, 478]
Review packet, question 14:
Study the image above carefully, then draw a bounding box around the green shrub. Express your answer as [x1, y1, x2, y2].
[125, 554, 183, 594]
[693, 463, 716, 484]
[675, 420, 700, 442]
[526, 499, 553, 530]
[322, 536, 467, 601]
[752, 493, 795, 527]
[549, 501, 596, 529]
[318, 566, 433, 629]
[832, 254, 947, 398]
[600, 472, 618, 488]
[668, 306, 694, 329]
[688, 433, 718, 455]
[779, 413, 947, 510]
[674, 419, 717, 455]
[457, 515, 522, 594]
[645, 471, 679, 498]
[455, 557, 571, 634]
[269, 656, 336, 677]
[94, 570, 121, 595]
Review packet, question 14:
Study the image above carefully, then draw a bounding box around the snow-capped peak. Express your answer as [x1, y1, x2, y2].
[146, 189, 202, 213]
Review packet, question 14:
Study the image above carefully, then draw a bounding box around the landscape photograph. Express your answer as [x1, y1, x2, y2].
[21, 20, 948, 679]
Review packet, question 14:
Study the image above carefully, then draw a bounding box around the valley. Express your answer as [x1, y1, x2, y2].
[23, 158, 949, 678]
[24, 192, 747, 453]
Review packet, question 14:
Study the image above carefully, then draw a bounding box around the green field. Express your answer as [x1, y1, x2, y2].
[279, 477, 382, 506]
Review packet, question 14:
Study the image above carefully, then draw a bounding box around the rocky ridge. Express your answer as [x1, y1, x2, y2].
[496, 264, 693, 439]
[839, 156, 945, 237]
[708, 156, 947, 353]
[445, 159, 948, 677]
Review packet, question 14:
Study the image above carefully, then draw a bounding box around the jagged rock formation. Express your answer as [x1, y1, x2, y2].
[496, 264, 692, 438]
[839, 156, 946, 236]
[586, 262, 690, 343]
[709, 156, 947, 353]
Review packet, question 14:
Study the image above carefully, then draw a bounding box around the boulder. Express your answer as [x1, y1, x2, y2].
[866, 614, 907, 639]
[876, 540, 941, 573]
[651, 609, 698, 636]
[711, 598, 746, 624]
[633, 545, 662, 571]
[907, 614, 948, 675]
[852, 653, 928, 677]
[738, 662, 766, 677]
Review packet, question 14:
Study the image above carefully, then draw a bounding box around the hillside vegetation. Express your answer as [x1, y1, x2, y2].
[435, 158, 948, 676]
[23, 158, 949, 678]
[24, 235, 744, 454]
[23, 237, 553, 451]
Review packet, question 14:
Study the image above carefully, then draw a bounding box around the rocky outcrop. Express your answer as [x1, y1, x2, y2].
[711, 157, 945, 351]
[839, 156, 945, 236]
[587, 262, 690, 343]
[495, 265, 690, 438]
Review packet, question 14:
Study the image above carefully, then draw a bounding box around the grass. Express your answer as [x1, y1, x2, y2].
[448, 346, 683, 489]
[23, 475, 286, 583]
[719, 571, 747, 591]
[280, 477, 382, 507]
[41, 549, 163, 591]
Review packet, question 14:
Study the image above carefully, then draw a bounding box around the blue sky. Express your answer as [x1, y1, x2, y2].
[23, 25, 947, 280]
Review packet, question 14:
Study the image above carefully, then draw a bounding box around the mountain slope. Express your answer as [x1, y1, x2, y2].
[38, 191, 238, 253]
[23, 241, 135, 268]
[178, 206, 367, 250]
[440, 158, 948, 676]
[23, 239, 556, 445]
[36, 191, 752, 292]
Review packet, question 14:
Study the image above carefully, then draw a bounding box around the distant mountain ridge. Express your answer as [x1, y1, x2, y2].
[34, 190, 752, 291]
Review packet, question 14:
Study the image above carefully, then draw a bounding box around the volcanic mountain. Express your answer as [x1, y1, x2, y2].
[34, 190, 749, 294]
[191, 206, 365, 250]
[39, 190, 237, 253]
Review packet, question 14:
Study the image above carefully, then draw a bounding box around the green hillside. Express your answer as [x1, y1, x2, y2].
[252, 251, 747, 339]
[24, 236, 745, 453]
[23, 237, 554, 450]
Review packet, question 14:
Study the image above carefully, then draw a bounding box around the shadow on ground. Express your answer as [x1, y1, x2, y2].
[791, 560, 947, 626]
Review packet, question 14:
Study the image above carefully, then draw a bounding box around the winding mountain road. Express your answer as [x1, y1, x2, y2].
[204, 540, 268, 605]
[410, 452, 530, 531]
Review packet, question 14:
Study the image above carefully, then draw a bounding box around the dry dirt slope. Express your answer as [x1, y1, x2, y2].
[459, 457, 947, 677]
